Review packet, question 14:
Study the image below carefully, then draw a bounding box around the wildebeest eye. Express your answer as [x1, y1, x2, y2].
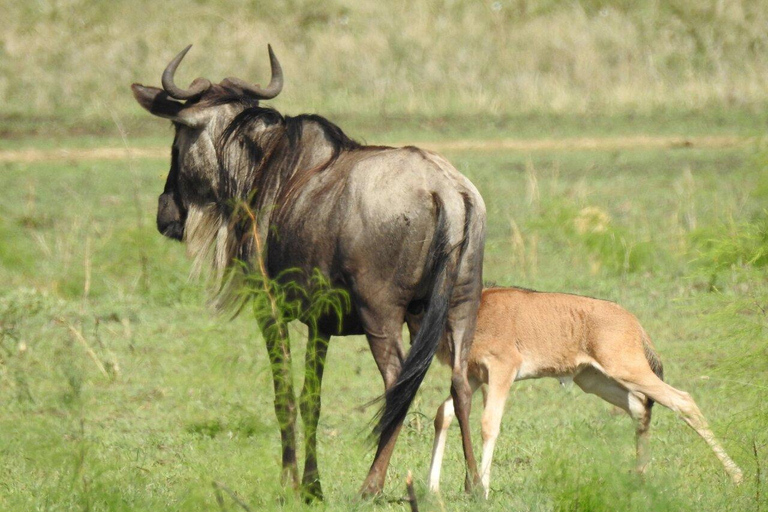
[180, 174, 216, 203]
[407, 300, 426, 316]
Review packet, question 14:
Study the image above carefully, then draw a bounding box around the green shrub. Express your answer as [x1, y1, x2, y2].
[531, 202, 657, 275]
[689, 210, 768, 275]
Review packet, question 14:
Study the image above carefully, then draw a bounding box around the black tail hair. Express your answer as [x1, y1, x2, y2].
[371, 194, 466, 447]
[642, 335, 664, 410]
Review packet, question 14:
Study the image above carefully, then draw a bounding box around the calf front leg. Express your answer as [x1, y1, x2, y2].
[262, 321, 299, 490]
[480, 372, 514, 498]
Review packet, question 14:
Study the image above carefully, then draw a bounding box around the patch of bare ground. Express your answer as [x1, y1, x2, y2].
[0, 135, 751, 163]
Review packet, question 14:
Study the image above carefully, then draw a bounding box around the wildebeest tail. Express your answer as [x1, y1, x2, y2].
[641, 331, 664, 409]
[372, 194, 465, 447]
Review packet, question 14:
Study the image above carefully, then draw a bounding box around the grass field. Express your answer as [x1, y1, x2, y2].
[1, 121, 766, 511]
[2, 1, 768, 509]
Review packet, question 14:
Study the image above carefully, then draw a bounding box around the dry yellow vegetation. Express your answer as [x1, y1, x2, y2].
[3, 0, 768, 132]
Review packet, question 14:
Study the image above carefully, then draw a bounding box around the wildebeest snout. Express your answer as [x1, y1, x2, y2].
[157, 193, 185, 241]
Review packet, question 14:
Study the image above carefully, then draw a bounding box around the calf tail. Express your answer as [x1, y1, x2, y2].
[641, 332, 664, 409]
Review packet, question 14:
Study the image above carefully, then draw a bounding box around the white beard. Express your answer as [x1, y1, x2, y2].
[183, 203, 240, 309]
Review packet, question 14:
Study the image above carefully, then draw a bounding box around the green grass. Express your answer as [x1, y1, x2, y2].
[0, 133, 766, 511]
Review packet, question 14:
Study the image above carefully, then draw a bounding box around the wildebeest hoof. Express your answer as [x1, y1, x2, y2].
[301, 480, 323, 503]
[359, 481, 384, 500]
[463, 473, 483, 497]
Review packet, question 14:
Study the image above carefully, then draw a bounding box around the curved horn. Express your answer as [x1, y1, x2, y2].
[221, 44, 284, 100]
[161, 45, 212, 100]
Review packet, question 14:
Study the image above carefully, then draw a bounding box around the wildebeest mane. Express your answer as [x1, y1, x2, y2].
[287, 113, 361, 154]
[188, 102, 363, 310]
[217, 106, 361, 204]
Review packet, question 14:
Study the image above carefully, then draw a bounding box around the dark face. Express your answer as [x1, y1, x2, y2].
[132, 88, 246, 242]
[157, 144, 185, 241]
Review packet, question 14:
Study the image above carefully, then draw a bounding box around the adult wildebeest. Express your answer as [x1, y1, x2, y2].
[131, 44, 486, 499]
[426, 287, 743, 497]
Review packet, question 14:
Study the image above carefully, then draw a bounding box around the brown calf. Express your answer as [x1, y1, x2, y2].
[428, 287, 743, 497]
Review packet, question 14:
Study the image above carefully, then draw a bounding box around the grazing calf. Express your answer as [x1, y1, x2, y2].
[427, 287, 744, 497]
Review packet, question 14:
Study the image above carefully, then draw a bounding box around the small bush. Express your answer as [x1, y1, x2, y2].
[689, 210, 768, 277]
[186, 418, 226, 439]
[531, 203, 657, 275]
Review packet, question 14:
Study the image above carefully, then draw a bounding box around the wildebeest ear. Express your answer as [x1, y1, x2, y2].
[131, 84, 206, 126]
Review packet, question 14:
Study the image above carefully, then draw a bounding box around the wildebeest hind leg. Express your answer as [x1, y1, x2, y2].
[260, 319, 300, 491]
[359, 309, 407, 497]
[299, 326, 330, 501]
[449, 320, 482, 493]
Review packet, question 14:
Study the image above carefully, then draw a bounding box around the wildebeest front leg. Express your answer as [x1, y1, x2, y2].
[262, 321, 300, 490]
[299, 326, 330, 501]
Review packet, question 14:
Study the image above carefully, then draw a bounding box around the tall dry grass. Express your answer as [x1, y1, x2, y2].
[3, 0, 768, 133]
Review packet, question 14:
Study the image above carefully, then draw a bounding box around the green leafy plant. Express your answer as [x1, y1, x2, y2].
[240, 267, 350, 342]
[234, 202, 350, 342]
[689, 210, 768, 278]
[531, 202, 656, 275]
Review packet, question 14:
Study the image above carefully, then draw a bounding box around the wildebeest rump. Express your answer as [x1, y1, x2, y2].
[131, 45, 486, 498]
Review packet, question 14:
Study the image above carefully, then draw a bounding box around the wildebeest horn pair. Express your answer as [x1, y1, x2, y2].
[161, 44, 284, 100]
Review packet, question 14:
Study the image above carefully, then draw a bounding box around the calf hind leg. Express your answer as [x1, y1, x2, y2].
[574, 366, 653, 474]
[634, 399, 653, 474]
[616, 372, 743, 484]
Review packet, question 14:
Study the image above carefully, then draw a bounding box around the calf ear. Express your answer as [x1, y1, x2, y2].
[131, 84, 186, 119]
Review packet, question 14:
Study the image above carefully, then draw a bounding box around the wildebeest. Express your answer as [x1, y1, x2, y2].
[131, 44, 486, 499]
[426, 287, 743, 497]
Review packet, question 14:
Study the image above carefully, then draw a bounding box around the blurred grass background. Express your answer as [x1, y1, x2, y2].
[3, 0, 768, 136]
